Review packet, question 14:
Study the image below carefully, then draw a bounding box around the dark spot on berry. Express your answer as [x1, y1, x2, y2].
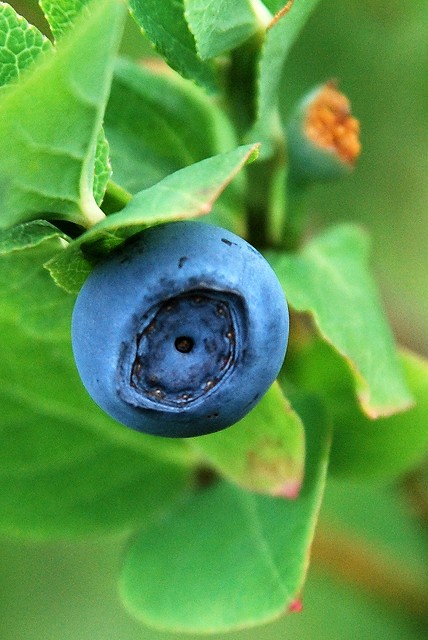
[178, 256, 188, 268]
[221, 238, 237, 247]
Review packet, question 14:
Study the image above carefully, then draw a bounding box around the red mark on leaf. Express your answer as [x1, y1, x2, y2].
[288, 598, 303, 614]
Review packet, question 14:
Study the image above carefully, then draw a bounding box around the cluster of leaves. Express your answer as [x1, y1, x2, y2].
[0, 0, 427, 634]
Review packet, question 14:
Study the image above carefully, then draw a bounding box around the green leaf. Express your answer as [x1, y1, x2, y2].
[331, 350, 428, 480]
[92, 128, 111, 206]
[104, 57, 238, 193]
[0, 3, 101, 209]
[286, 338, 428, 481]
[120, 396, 330, 633]
[0, 219, 68, 255]
[128, 0, 217, 92]
[0, 2, 52, 89]
[39, 0, 91, 40]
[269, 224, 413, 418]
[46, 144, 259, 293]
[0, 0, 125, 230]
[0, 236, 72, 339]
[183, 0, 260, 60]
[263, 0, 287, 12]
[0, 242, 192, 538]
[39, 0, 113, 206]
[190, 381, 305, 497]
[248, 0, 322, 156]
[104, 57, 245, 232]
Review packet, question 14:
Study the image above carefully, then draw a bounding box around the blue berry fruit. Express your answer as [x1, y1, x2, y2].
[71, 222, 289, 437]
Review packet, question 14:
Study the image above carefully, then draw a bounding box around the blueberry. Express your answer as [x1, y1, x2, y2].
[71, 221, 289, 437]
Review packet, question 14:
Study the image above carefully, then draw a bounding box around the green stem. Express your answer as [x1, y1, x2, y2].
[401, 468, 428, 531]
[225, 34, 263, 137]
[281, 172, 309, 251]
[102, 180, 132, 215]
[314, 524, 428, 624]
[246, 156, 280, 248]
[222, 32, 287, 249]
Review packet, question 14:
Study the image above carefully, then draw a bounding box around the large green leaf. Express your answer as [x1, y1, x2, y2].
[1, 540, 423, 640]
[120, 396, 330, 633]
[190, 381, 305, 497]
[269, 224, 413, 418]
[0, 236, 73, 339]
[0, 0, 125, 230]
[286, 338, 428, 481]
[128, 0, 217, 92]
[104, 57, 245, 234]
[104, 57, 238, 193]
[248, 0, 322, 156]
[46, 144, 259, 293]
[0, 241, 192, 538]
[0, 2, 52, 89]
[0, 0, 111, 212]
[330, 350, 428, 480]
[39, 0, 113, 205]
[183, 0, 260, 60]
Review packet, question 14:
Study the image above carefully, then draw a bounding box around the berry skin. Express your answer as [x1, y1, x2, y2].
[71, 221, 289, 438]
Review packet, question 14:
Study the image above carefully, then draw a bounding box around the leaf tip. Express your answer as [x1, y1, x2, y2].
[287, 598, 303, 614]
[247, 142, 261, 164]
[274, 478, 302, 500]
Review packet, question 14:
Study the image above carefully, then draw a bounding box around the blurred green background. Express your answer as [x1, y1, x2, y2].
[2, 1, 428, 638]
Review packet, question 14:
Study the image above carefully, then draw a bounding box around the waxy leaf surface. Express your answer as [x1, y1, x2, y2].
[0, 2, 51, 88]
[120, 397, 330, 633]
[0, 241, 192, 537]
[0, 220, 67, 255]
[330, 350, 428, 480]
[286, 339, 428, 481]
[191, 381, 305, 497]
[104, 58, 238, 198]
[40, 0, 113, 205]
[269, 224, 413, 417]
[128, 0, 216, 92]
[40, 0, 91, 40]
[184, 0, 260, 59]
[0, 0, 125, 229]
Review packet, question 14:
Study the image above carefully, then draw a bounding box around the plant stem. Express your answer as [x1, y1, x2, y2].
[225, 34, 262, 138]
[246, 156, 279, 248]
[243, 138, 287, 249]
[81, 197, 106, 228]
[401, 468, 428, 531]
[102, 180, 132, 215]
[281, 172, 308, 251]
[313, 524, 428, 624]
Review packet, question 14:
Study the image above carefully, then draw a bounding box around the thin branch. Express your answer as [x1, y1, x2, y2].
[312, 524, 428, 623]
